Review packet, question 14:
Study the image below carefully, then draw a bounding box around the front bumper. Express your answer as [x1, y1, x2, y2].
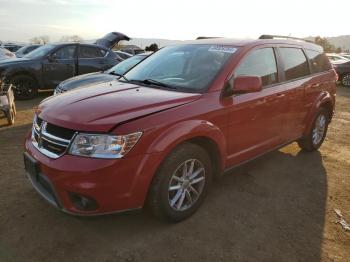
[24, 133, 162, 215]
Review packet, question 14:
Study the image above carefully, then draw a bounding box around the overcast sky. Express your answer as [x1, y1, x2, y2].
[0, 0, 349, 43]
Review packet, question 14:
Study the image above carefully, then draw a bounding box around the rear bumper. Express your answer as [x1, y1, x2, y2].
[24, 134, 162, 215]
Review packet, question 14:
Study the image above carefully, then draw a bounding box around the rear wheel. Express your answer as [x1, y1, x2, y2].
[11, 75, 38, 100]
[298, 108, 329, 151]
[341, 73, 350, 87]
[147, 143, 212, 222]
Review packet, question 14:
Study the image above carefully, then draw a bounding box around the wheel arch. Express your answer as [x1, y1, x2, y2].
[10, 71, 40, 87]
[146, 120, 227, 178]
[303, 91, 334, 136]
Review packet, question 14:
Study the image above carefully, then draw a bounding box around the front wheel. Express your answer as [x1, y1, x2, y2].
[11, 75, 38, 100]
[147, 143, 212, 222]
[298, 108, 329, 151]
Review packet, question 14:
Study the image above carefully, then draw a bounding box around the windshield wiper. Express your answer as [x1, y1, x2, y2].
[110, 71, 129, 82]
[137, 79, 177, 90]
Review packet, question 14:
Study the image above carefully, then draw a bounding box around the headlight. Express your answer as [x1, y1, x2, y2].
[69, 132, 142, 159]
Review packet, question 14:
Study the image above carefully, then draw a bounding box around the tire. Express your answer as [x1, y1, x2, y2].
[6, 107, 15, 125]
[147, 143, 212, 222]
[11, 75, 38, 100]
[341, 73, 350, 87]
[298, 108, 329, 151]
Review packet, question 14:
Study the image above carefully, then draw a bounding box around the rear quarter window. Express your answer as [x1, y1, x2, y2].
[305, 49, 332, 74]
[279, 48, 310, 81]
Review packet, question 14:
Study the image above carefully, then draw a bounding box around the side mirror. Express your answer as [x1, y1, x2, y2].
[233, 76, 262, 94]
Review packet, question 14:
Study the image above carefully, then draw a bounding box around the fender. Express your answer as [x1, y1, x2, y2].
[1, 62, 42, 88]
[303, 91, 334, 136]
[147, 119, 227, 172]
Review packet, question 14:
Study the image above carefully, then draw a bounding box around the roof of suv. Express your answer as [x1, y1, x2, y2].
[183, 38, 323, 52]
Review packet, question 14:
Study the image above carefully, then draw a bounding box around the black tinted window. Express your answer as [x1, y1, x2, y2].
[79, 46, 106, 58]
[306, 49, 332, 73]
[279, 48, 309, 81]
[53, 45, 76, 59]
[235, 48, 278, 86]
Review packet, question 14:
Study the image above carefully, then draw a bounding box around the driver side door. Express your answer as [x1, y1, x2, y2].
[42, 45, 77, 88]
[226, 47, 288, 166]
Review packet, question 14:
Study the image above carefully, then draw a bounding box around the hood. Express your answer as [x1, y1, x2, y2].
[0, 57, 32, 66]
[332, 60, 350, 65]
[95, 32, 130, 50]
[58, 72, 116, 91]
[39, 82, 201, 132]
[332, 60, 350, 69]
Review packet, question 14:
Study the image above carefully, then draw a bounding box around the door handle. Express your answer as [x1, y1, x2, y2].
[276, 93, 285, 98]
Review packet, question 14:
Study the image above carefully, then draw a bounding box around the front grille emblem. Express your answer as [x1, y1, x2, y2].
[31, 117, 72, 159]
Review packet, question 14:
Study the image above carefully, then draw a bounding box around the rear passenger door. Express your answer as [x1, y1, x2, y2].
[277, 47, 310, 140]
[227, 47, 288, 166]
[78, 45, 110, 75]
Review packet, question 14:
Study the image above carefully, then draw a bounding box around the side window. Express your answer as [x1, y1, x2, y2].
[279, 48, 310, 81]
[53, 45, 76, 60]
[306, 49, 332, 74]
[79, 46, 106, 58]
[235, 48, 278, 87]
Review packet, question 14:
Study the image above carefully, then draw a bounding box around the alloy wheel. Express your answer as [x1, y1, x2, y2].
[168, 159, 205, 211]
[342, 74, 350, 87]
[312, 114, 326, 145]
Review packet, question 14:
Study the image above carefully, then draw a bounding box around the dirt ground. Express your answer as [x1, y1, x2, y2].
[0, 87, 349, 262]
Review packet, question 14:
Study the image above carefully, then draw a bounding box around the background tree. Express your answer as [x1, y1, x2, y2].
[60, 35, 83, 43]
[335, 47, 342, 53]
[29, 35, 50, 45]
[314, 36, 336, 53]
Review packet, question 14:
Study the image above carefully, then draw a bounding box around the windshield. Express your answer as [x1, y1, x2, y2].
[107, 55, 146, 75]
[24, 44, 55, 59]
[124, 44, 237, 92]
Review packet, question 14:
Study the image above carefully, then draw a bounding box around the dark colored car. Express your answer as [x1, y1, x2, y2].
[0, 48, 15, 61]
[15, 44, 42, 58]
[54, 52, 151, 94]
[0, 32, 130, 99]
[24, 36, 336, 222]
[330, 59, 350, 86]
[2, 44, 23, 53]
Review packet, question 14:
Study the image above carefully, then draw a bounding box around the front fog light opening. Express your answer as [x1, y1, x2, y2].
[68, 192, 98, 211]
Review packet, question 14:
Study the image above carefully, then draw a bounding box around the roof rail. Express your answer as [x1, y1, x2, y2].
[196, 36, 221, 40]
[259, 34, 314, 43]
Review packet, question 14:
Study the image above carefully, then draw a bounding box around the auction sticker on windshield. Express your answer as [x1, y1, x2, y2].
[208, 46, 237, 53]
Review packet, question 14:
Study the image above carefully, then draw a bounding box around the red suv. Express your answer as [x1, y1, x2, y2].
[24, 35, 336, 222]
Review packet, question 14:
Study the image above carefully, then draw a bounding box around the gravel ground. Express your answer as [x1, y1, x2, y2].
[0, 88, 349, 262]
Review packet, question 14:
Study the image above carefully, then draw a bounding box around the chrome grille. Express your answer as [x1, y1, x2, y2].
[31, 115, 75, 159]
